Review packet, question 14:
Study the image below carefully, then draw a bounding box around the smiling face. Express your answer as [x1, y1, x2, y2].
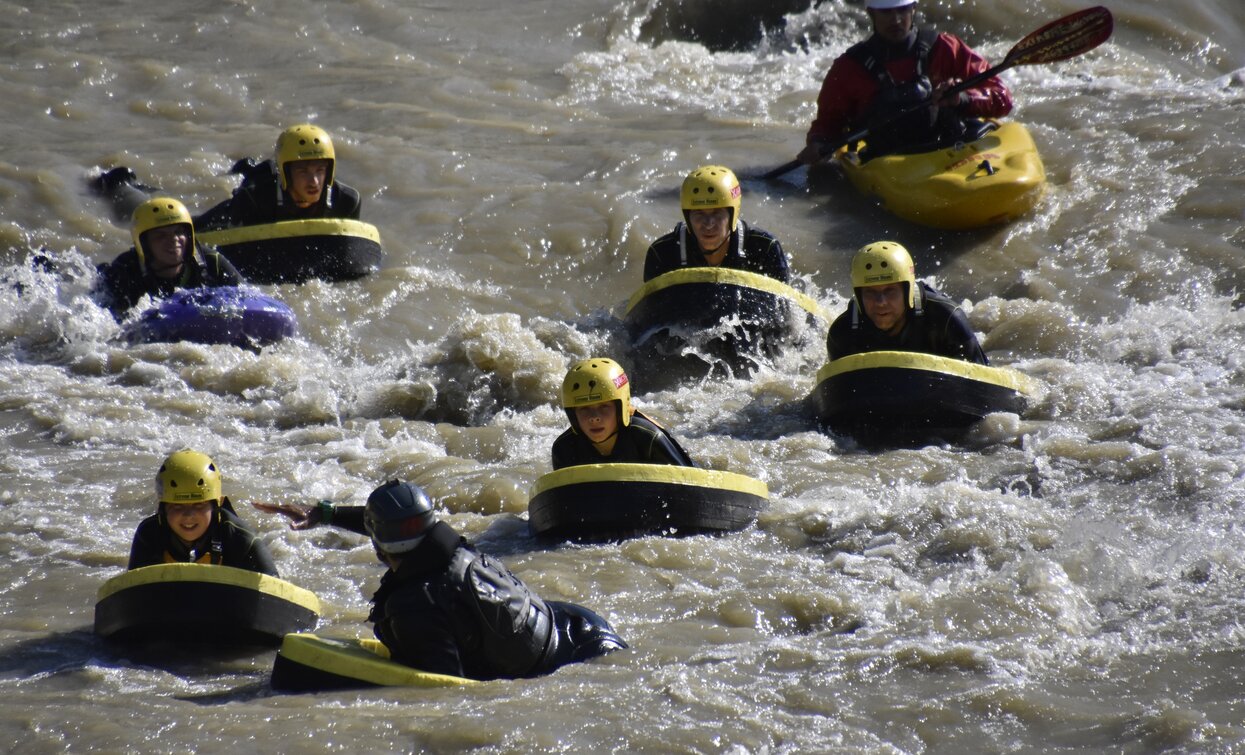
[688, 208, 732, 257]
[859, 282, 909, 335]
[574, 401, 620, 445]
[142, 224, 191, 278]
[165, 501, 214, 545]
[287, 159, 330, 207]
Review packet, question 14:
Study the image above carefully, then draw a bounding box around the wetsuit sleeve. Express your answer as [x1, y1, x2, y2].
[225, 526, 279, 576]
[127, 516, 166, 570]
[642, 241, 667, 282]
[630, 416, 695, 467]
[203, 248, 244, 286]
[644, 434, 693, 467]
[193, 200, 232, 232]
[330, 182, 362, 220]
[929, 33, 1013, 119]
[224, 187, 265, 227]
[759, 235, 790, 283]
[94, 251, 145, 319]
[550, 430, 574, 471]
[326, 505, 370, 537]
[826, 310, 856, 361]
[940, 309, 989, 364]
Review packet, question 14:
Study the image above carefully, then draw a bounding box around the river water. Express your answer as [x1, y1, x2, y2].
[2, 0, 1244, 752]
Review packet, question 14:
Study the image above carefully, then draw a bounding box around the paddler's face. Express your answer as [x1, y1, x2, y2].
[574, 401, 619, 443]
[688, 208, 731, 256]
[860, 282, 908, 335]
[165, 500, 213, 545]
[143, 224, 190, 278]
[869, 5, 915, 44]
[288, 159, 330, 207]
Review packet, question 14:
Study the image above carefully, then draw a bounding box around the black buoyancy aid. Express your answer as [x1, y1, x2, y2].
[447, 542, 553, 677]
[845, 27, 940, 90]
[846, 28, 947, 150]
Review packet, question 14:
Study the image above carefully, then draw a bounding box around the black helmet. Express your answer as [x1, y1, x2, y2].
[364, 480, 437, 555]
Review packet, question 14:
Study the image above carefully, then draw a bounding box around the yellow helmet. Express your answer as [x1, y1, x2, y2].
[562, 357, 632, 430]
[275, 123, 336, 193]
[851, 241, 917, 309]
[155, 450, 222, 506]
[681, 165, 741, 231]
[131, 197, 195, 275]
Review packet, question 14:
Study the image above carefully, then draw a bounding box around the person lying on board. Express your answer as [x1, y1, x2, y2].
[552, 357, 695, 470]
[93, 197, 242, 320]
[193, 123, 362, 231]
[128, 450, 278, 576]
[253, 480, 627, 681]
[827, 241, 988, 364]
[797, 0, 1013, 163]
[642, 165, 790, 283]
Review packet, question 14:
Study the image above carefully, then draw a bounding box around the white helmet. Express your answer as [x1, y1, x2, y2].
[866, 0, 916, 9]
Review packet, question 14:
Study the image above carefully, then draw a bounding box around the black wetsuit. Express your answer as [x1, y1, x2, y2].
[827, 281, 988, 364]
[94, 243, 242, 320]
[551, 414, 695, 471]
[326, 509, 626, 680]
[643, 221, 790, 283]
[127, 501, 278, 576]
[194, 159, 361, 231]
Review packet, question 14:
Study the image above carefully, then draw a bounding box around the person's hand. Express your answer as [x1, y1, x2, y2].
[797, 141, 830, 166]
[933, 79, 969, 108]
[251, 500, 323, 530]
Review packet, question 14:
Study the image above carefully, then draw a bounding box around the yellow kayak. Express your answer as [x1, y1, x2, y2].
[836, 121, 1046, 230]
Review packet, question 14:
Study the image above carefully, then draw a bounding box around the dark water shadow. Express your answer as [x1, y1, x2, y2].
[0, 628, 275, 679]
[637, 0, 816, 53]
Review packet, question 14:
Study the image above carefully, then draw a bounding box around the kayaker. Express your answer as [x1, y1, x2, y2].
[253, 480, 628, 681]
[797, 0, 1013, 163]
[643, 165, 790, 283]
[552, 357, 695, 470]
[128, 450, 278, 575]
[828, 241, 988, 364]
[94, 197, 242, 320]
[194, 123, 362, 231]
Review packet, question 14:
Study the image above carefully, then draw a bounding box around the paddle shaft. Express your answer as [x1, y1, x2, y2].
[759, 6, 1113, 181]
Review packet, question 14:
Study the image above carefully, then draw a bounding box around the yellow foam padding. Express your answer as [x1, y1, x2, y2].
[97, 563, 321, 615]
[198, 218, 381, 246]
[815, 350, 1044, 399]
[278, 633, 477, 687]
[624, 267, 829, 323]
[532, 462, 768, 500]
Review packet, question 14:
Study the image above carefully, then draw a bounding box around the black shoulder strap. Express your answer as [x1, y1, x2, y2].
[844, 39, 889, 85]
[846, 28, 939, 83]
[913, 27, 938, 77]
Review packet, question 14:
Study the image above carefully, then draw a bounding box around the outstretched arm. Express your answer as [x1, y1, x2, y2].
[251, 500, 325, 530]
[251, 500, 369, 536]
